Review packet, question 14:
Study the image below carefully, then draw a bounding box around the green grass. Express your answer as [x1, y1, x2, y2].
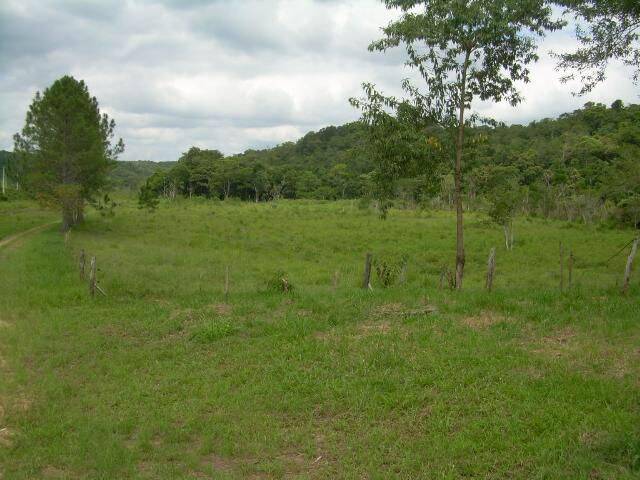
[0, 200, 57, 238]
[1, 198, 639, 479]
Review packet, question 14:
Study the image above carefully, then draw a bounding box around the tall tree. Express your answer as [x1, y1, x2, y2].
[14, 75, 124, 231]
[354, 0, 562, 288]
[555, 0, 640, 94]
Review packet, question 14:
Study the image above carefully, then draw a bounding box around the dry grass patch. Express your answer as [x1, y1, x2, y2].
[525, 326, 640, 380]
[369, 302, 437, 320]
[206, 303, 232, 316]
[41, 465, 67, 478]
[0, 427, 14, 448]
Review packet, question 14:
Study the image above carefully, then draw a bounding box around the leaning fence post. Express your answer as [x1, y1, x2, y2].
[89, 256, 97, 297]
[79, 249, 86, 280]
[486, 247, 496, 291]
[362, 253, 372, 290]
[559, 241, 564, 293]
[622, 238, 639, 295]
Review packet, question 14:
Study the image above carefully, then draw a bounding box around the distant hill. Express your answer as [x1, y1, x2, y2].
[109, 160, 175, 190]
[232, 122, 371, 173]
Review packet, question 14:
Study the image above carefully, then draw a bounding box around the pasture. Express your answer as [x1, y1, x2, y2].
[1, 199, 639, 479]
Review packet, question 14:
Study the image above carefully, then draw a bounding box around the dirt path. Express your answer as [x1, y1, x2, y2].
[0, 222, 59, 249]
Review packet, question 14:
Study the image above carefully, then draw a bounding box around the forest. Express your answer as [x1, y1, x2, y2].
[130, 101, 640, 228]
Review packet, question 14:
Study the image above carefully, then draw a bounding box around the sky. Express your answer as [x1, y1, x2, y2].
[1, 0, 638, 162]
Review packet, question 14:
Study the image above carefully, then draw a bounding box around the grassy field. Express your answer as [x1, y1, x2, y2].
[1, 198, 639, 479]
[0, 199, 58, 238]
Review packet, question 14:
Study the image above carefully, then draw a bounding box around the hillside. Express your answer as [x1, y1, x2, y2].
[139, 101, 639, 227]
[109, 160, 175, 190]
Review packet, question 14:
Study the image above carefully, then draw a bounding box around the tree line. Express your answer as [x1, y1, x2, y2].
[136, 101, 640, 231]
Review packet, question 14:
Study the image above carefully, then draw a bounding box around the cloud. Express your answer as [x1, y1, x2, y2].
[0, 0, 637, 161]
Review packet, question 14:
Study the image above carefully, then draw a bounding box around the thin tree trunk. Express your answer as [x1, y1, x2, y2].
[486, 247, 496, 291]
[622, 238, 638, 295]
[454, 50, 471, 289]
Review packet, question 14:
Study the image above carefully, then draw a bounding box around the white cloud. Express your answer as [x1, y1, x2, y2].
[0, 0, 637, 161]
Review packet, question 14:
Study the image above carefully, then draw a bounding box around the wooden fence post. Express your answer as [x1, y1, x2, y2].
[362, 253, 372, 290]
[622, 238, 639, 295]
[568, 251, 574, 288]
[89, 256, 96, 297]
[486, 247, 496, 291]
[399, 261, 408, 285]
[224, 266, 230, 302]
[559, 241, 564, 293]
[79, 249, 86, 280]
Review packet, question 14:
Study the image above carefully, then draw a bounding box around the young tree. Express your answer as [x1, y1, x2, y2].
[554, 0, 640, 94]
[13, 75, 124, 231]
[482, 166, 522, 250]
[355, 0, 562, 288]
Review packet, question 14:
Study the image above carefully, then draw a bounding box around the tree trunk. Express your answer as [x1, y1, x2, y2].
[454, 50, 470, 289]
[61, 207, 74, 233]
[510, 221, 514, 250]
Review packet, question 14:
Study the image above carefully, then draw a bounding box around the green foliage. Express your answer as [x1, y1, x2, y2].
[554, 0, 640, 94]
[137, 180, 160, 212]
[142, 123, 371, 204]
[13, 75, 124, 230]
[123, 101, 639, 229]
[353, 0, 563, 287]
[90, 193, 117, 218]
[108, 160, 175, 190]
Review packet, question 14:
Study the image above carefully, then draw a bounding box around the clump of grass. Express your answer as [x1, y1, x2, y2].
[266, 270, 294, 293]
[373, 254, 408, 287]
[190, 318, 236, 343]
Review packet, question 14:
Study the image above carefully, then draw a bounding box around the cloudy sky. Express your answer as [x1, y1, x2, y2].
[1, 0, 637, 161]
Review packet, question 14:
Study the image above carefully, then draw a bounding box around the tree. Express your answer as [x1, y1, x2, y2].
[554, 0, 640, 94]
[481, 166, 522, 250]
[138, 179, 160, 212]
[354, 0, 562, 288]
[13, 75, 124, 231]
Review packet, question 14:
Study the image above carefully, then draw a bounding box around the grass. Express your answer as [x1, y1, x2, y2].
[0, 199, 58, 238]
[1, 198, 639, 479]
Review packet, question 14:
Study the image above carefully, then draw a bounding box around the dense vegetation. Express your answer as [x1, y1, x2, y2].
[134, 101, 640, 229]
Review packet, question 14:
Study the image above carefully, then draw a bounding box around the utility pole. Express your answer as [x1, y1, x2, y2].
[2, 166, 5, 195]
